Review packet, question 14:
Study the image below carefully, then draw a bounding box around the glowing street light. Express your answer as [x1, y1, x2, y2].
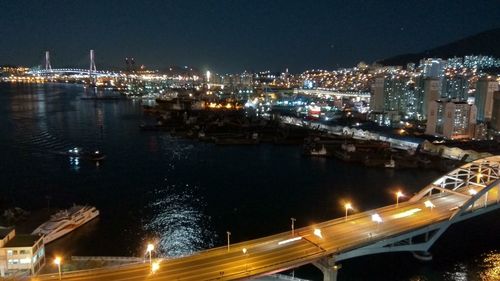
[227, 231, 231, 252]
[146, 243, 154, 268]
[290, 217, 296, 236]
[53, 257, 62, 280]
[242, 248, 247, 254]
[424, 200, 435, 211]
[396, 191, 404, 208]
[344, 203, 353, 221]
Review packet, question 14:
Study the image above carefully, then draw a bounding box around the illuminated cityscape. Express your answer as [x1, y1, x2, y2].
[1, 1, 500, 281]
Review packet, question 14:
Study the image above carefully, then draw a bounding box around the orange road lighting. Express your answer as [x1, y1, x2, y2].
[424, 200, 435, 210]
[469, 189, 478, 195]
[278, 236, 302, 245]
[313, 228, 323, 238]
[371, 213, 383, 223]
[393, 208, 422, 219]
[151, 261, 160, 273]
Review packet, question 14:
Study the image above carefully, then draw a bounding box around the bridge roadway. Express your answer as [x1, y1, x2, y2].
[31, 183, 496, 281]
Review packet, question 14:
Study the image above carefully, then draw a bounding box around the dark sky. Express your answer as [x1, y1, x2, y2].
[1, 0, 499, 73]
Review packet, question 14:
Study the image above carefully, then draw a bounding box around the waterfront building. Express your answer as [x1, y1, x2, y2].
[475, 77, 499, 122]
[0, 227, 45, 277]
[425, 99, 477, 139]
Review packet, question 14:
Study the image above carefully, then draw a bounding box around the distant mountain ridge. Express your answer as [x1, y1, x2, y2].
[378, 28, 500, 66]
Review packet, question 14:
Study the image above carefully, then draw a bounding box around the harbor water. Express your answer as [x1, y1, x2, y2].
[0, 83, 498, 280]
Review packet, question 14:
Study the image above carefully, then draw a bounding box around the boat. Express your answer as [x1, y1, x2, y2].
[309, 145, 328, 157]
[65, 147, 106, 161]
[88, 150, 106, 161]
[384, 158, 396, 168]
[32, 205, 100, 244]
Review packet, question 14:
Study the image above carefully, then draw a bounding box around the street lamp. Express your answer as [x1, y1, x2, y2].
[227, 231, 231, 252]
[146, 243, 154, 268]
[53, 257, 62, 280]
[242, 248, 247, 254]
[396, 191, 404, 208]
[344, 203, 353, 221]
[290, 217, 296, 236]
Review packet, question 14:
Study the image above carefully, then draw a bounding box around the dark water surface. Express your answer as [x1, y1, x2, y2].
[0, 83, 498, 280]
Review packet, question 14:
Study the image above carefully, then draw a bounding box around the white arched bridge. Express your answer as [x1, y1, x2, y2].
[27, 50, 119, 78]
[27, 68, 119, 78]
[31, 156, 500, 281]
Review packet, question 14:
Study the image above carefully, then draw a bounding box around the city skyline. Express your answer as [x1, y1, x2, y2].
[1, 0, 500, 72]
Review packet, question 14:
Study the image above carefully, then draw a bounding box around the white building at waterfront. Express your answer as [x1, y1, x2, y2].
[0, 227, 45, 277]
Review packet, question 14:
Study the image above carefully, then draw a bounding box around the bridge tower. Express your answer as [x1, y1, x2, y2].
[89, 50, 97, 75]
[44, 51, 52, 71]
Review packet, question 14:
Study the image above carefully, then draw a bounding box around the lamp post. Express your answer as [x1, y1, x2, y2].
[344, 203, 353, 221]
[54, 257, 62, 280]
[396, 191, 404, 208]
[290, 217, 296, 236]
[227, 231, 231, 252]
[146, 243, 154, 269]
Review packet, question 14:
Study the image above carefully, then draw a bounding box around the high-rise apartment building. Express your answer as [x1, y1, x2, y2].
[422, 78, 441, 118]
[370, 76, 385, 112]
[475, 77, 499, 122]
[490, 91, 500, 132]
[421, 58, 446, 78]
[442, 74, 469, 101]
[425, 100, 477, 139]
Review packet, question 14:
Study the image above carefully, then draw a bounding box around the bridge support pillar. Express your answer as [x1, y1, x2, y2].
[412, 251, 433, 262]
[313, 257, 340, 281]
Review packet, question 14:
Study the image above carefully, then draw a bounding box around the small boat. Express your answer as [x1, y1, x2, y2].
[65, 147, 106, 161]
[32, 205, 100, 244]
[67, 147, 84, 157]
[309, 145, 328, 156]
[87, 150, 106, 161]
[384, 158, 396, 168]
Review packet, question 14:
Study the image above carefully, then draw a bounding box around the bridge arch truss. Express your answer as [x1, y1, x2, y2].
[333, 155, 500, 262]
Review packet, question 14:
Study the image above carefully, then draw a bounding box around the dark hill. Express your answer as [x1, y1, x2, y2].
[378, 28, 500, 66]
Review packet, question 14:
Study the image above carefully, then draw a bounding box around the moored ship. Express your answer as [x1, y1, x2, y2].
[32, 205, 99, 244]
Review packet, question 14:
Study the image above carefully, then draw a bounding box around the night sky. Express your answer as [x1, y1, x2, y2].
[1, 0, 499, 73]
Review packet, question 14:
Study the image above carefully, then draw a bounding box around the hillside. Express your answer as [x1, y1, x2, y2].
[378, 28, 500, 66]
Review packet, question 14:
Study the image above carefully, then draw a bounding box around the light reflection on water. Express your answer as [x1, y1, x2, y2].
[1, 84, 498, 280]
[144, 185, 215, 258]
[478, 251, 500, 281]
[444, 263, 467, 281]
